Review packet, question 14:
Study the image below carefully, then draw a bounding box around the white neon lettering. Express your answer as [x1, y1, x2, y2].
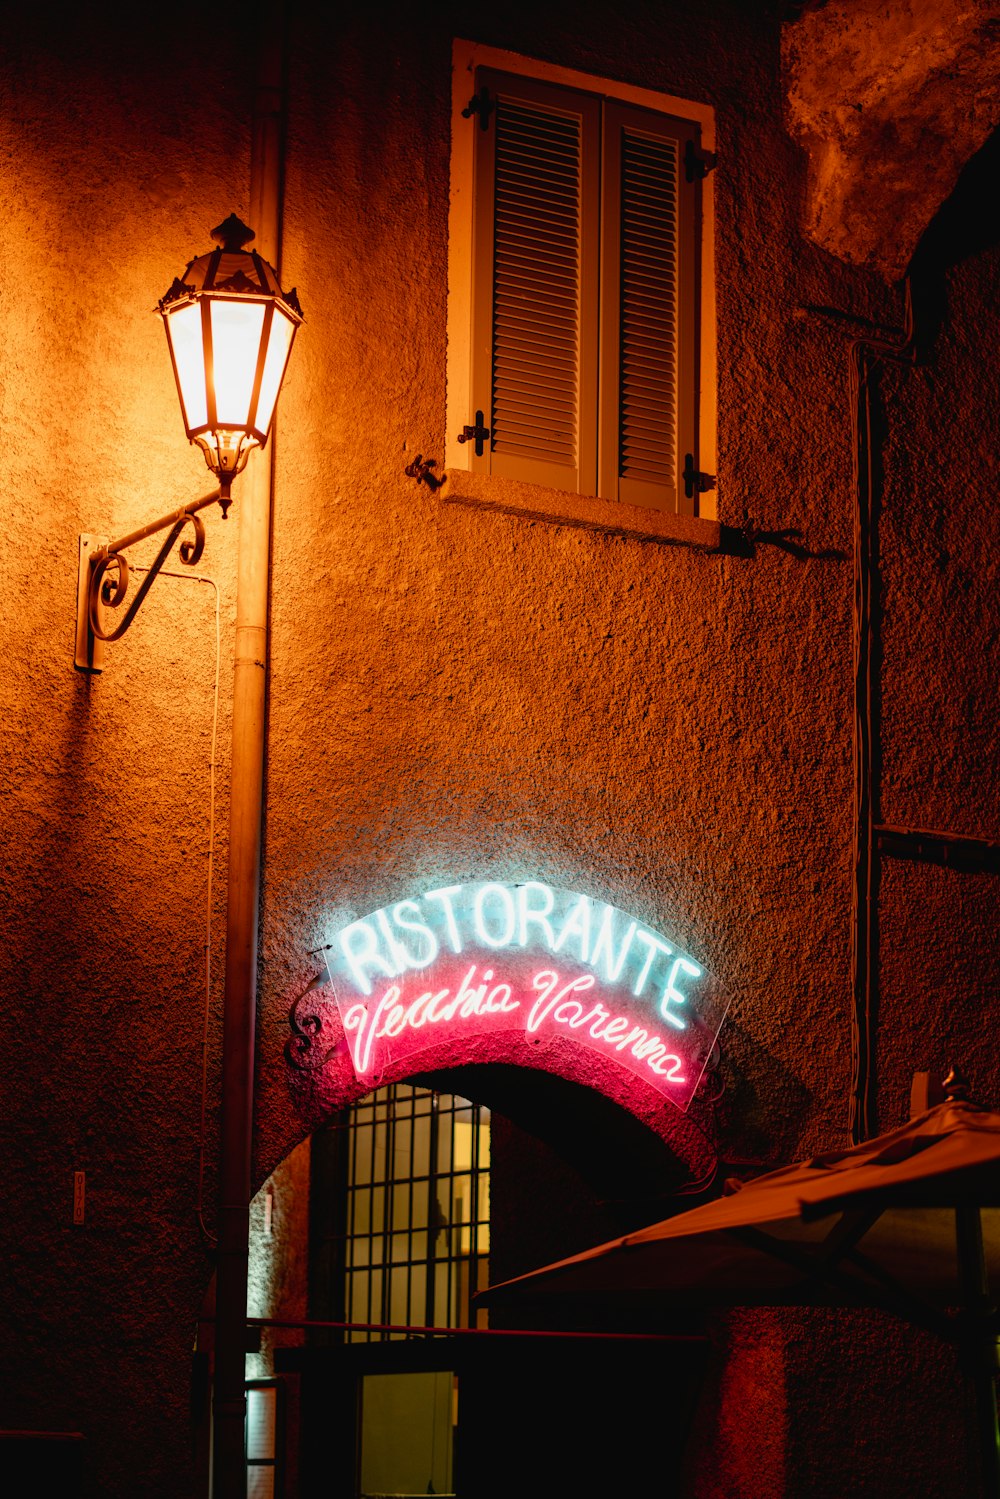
[474, 883, 517, 948]
[340, 919, 397, 995]
[658, 957, 701, 1030]
[517, 881, 557, 951]
[590, 908, 637, 983]
[331, 885, 714, 1102]
[632, 930, 673, 997]
[460, 976, 489, 1017]
[374, 909, 415, 976]
[423, 884, 464, 952]
[391, 899, 438, 970]
[553, 894, 592, 963]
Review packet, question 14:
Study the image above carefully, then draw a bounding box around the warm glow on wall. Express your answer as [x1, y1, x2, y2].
[76, 214, 304, 672]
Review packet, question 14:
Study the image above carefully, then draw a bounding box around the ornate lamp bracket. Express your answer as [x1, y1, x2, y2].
[75, 484, 227, 672]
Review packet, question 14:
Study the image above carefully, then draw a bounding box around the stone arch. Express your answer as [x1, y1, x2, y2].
[284, 995, 717, 1191]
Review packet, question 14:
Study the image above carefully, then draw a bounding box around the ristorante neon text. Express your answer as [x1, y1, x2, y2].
[322, 881, 725, 1111]
[336, 880, 702, 1028]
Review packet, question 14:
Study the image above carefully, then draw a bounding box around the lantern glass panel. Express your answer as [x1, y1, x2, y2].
[255, 309, 296, 437]
[210, 298, 266, 424]
[166, 302, 208, 431]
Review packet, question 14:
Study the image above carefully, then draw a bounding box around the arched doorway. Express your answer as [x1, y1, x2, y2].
[244, 1060, 713, 1498]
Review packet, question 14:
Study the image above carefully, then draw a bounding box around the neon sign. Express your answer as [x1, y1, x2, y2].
[322, 882, 726, 1110]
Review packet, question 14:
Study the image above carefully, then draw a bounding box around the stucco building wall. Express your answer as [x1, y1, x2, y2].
[1, 2, 998, 1496]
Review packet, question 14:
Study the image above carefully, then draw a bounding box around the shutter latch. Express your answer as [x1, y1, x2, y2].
[458, 411, 491, 457]
[684, 141, 717, 181]
[683, 453, 715, 500]
[462, 87, 495, 130]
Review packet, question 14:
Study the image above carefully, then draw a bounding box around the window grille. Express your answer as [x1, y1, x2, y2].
[335, 1084, 491, 1341]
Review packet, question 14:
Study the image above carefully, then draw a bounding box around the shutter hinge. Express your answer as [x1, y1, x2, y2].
[683, 454, 716, 500]
[685, 141, 717, 181]
[458, 411, 491, 457]
[462, 86, 495, 130]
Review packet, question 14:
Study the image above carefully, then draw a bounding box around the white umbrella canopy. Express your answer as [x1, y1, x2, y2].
[481, 1082, 1000, 1493]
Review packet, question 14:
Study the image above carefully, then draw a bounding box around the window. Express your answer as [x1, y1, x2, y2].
[245, 1380, 281, 1499]
[448, 42, 716, 521]
[336, 1083, 490, 1339]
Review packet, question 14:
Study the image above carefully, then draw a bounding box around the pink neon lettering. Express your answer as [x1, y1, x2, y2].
[525, 970, 559, 1032]
[486, 983, 517, 1012]
[587, 1003, 611, 1038]
[345, 966, 689, 1093]
[526, 972, 595, 1033]
[617, 1024, 647, 1052]
[553, 1000, 585, 1025]
[405, 990, 438, 1029]
[651, 1053, 685, 1080]
[353, 985, 401, 1073]
[380, 1004, 407, 1038]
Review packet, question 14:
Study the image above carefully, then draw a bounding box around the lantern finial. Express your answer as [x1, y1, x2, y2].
[211, 214, 255, 253]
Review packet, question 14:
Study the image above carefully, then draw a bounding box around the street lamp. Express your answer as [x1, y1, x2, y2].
[74, 214, 302, 671]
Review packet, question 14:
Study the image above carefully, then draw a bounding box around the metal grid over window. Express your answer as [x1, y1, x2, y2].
[341, 1084, 490, 1341]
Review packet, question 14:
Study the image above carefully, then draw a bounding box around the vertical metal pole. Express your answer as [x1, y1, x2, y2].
[849, 343, 879, 1146]
[212, 11, 286, 1498]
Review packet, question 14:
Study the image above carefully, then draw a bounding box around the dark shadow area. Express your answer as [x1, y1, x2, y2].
[908, 121, 1000, 355]
[721, 524, 848, 561]
[414, 1063, 690, 1213]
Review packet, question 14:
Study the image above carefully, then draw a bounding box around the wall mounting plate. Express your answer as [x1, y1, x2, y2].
[75, 534, 107, 673]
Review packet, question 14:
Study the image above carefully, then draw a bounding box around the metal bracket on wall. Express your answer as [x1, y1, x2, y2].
[462, 86, 495, 129]
[75, 534, 108, 672]
[683, 453, 716, 501]
[457, 411, 491, 458]
[685, 141, 717, 181]
[74, 486, 225, 672]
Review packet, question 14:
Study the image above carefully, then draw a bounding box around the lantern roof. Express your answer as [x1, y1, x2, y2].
[159, 214, 302, 319]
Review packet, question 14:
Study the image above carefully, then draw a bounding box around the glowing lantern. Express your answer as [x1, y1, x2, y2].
[159, 213, 302, 506]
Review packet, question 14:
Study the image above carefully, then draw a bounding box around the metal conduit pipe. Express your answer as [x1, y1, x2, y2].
[212, 12, 287, 1498]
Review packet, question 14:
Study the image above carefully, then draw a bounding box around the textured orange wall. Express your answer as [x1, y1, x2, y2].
[1, 2, 998, 1496]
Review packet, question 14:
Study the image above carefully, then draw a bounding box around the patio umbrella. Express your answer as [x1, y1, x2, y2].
[480, 1079, 1000, 1493]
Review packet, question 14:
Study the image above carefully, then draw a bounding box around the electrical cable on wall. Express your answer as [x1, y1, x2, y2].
[133, 565, 221, 1245]
[846, 282, 915, 1145]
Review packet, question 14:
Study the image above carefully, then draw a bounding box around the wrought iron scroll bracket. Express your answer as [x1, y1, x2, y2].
[75, 485, 226, 672]
[285, 970, 339, 1072]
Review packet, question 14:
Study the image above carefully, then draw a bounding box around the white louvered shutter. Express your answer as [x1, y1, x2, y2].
[470, 71, 600, 493]
[600, 102, 699, 514]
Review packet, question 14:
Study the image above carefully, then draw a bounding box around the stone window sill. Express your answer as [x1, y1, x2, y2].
[440, 471, 721, 551]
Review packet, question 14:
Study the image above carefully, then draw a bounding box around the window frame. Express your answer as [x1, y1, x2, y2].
[447, 39, 717, 525]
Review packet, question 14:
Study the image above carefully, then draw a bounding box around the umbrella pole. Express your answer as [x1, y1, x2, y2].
[956, 1204, 1000, 1498]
